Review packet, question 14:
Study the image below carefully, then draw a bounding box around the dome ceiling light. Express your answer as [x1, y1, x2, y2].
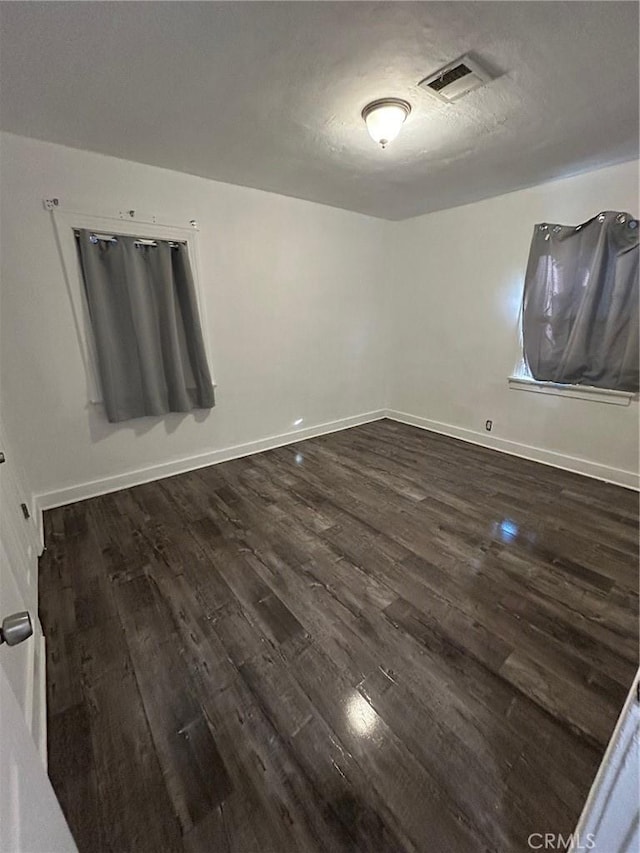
[362, 98, 411, 149]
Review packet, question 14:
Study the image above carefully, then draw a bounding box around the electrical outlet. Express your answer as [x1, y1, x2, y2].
[485, 420, 493, 432]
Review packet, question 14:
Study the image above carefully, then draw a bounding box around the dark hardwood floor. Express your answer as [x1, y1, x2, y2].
[39, 419, 639, 853]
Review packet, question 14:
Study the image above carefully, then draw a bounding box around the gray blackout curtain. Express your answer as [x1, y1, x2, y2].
[522, 211, 639, 392]
[76, 230, 215, 423]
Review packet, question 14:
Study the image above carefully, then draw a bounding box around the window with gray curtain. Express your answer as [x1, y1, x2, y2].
[76, 229, 215, 423]
[522, 211, 639, 393]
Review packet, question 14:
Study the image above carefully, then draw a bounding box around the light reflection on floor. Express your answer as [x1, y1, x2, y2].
[346, 690, 379, 738]
[490, 518, 538, 545]
[497, 518, 519, 542]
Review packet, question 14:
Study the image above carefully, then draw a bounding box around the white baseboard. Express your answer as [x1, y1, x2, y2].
[33, 405, 638, 528]
[385, 410, 639, 490]
[34, 410, 386, 514]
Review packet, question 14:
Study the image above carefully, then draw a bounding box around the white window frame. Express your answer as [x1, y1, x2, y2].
[507, 374, 635, 406]
[51, 206, 215, 405]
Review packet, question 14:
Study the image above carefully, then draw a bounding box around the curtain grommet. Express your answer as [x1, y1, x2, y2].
[598, 213, 606, 222]
[553, 225, 561, 233]
[544, 233, 550, 241]
[616, 214, 627, 224]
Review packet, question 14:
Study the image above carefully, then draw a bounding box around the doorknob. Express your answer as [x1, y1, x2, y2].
[0, 611, 32, 646]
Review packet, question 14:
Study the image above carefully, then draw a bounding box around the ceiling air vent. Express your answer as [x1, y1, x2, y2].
[419, 54, 493, 103]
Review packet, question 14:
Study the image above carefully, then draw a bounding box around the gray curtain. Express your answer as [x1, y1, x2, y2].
[76, 230, 215, 422]
[522, 211, 639, 392]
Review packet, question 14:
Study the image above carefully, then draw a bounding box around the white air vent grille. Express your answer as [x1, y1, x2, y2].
[419, 54, 492, 103]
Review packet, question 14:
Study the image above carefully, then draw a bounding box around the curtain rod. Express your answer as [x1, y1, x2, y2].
[73, 229, 186, 247]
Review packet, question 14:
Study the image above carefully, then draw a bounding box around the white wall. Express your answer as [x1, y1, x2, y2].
[388, 160, 639, 486]
[0, 133, 637, 509]
[0, 132, 389, 503]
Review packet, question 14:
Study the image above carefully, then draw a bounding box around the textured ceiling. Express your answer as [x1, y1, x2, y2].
[0, 1, 638, 220]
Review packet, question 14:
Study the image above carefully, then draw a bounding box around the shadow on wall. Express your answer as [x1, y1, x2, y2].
[87, 403, 213, 444]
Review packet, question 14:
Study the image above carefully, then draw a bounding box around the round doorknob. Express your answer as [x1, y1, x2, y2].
[0, 611, 32, 646]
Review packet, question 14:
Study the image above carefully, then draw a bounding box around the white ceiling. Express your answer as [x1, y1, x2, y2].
[0, 1, 638, 220]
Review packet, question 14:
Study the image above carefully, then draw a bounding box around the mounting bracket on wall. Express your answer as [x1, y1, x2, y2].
[118, 209, 158, 223]
[43, 199, 198, 230]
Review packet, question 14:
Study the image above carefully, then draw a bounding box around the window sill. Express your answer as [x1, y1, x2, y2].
[508, 376, 635, 406]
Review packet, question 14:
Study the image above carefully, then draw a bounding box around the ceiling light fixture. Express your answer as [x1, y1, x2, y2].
[362, 98, 411, 149]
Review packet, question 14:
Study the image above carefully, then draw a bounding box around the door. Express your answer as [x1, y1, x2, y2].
[572, 671, 640, 852]
[0, 422, 76, 852]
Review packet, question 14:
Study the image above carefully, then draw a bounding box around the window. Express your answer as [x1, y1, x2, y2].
[513, 210, 638, 400]
[52, 209, 215, 422]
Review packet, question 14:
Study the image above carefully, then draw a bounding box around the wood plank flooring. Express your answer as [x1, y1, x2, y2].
[39, 419, 639, 853]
